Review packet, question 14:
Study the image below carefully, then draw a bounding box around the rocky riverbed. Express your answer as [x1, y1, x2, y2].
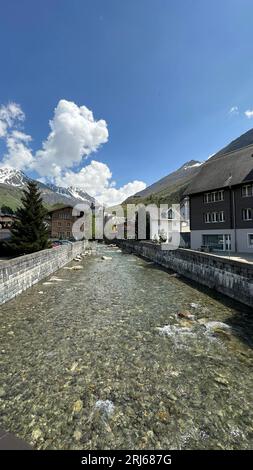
[0, 243, 252, 449]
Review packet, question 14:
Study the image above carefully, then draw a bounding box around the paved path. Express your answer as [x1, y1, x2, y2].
[0, 428, 32, 449]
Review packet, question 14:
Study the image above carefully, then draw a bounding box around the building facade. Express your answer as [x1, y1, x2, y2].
[185, 143, 253, 253]
[49, 206, 79, 239]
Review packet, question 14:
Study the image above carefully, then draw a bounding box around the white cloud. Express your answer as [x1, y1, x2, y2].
[2, 131, 33, 170]
[244, 109, 253, 119]
[0, 103, 33, 170]
[34, 99, 108, 177]
[0, 120, 7, 138]
[0, 99, 146, 206]
[229, 106, 239, 115]
[0, 102, 25, 127]
[56, 160, 146, 206]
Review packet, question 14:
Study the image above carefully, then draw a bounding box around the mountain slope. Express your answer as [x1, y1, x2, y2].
[124, 160, 203, 206]
[212, 127, 253, 159]
[0, 167, 97, 211]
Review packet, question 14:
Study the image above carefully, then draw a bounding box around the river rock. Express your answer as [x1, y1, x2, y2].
[190, 302, 200, 309]
[73, 430, 82, 441]
[73, 399, 83, 414]
[177, 310, 195, 320]
[102, 256, 112, 260]
[32, 428, 43, 441]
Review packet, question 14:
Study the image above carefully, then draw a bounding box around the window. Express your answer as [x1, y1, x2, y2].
[204, 211, 225, 223]
[218, 190, 224, 201]
[242, 208, 252, 221]
[248, 234, 253, 247]
[242, 185, 253, 197]
[204, 190, 224, 203]
[218, 211, 225, 222]
[211, 212, 218, 222]
[67, 231, 71, 238]
[58, 222, 61, 226]
[204, 213, 211, 223]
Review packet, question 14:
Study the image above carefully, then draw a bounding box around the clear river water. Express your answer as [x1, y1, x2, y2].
[0, 243, 252, 449]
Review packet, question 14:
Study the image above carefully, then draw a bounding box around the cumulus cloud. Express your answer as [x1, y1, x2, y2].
[244, 109, 253, 119]
[0, 103, 33, 170]
[0, 99, 146, 205]
[2, 131, 33, 170]
[56, 160, 146, 206]
[34, 99, 108, 177]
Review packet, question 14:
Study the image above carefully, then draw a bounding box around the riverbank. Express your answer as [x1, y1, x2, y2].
[117, 241, 253, 308]
[0, 241, 89, 305]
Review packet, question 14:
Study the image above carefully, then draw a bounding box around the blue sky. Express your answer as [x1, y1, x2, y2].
[1, 0, 253, 204]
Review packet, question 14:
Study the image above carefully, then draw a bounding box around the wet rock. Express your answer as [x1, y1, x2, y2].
[101, 256, 112, 260]
[95, 400, 115, 416]
[190, 303, 200, 309]
[197, 318, 209, 325]
[204, 321, 231, 332]
[73, 400, 83, 414]
[212, 328, 232, 341]
[178, 310, 195, 320]
[214, 376, 229, 386]
[32, 428, 43, 441]
[73, 430, 82, 441]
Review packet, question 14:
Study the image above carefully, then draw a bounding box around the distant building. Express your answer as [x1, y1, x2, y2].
[49, 206, 83, 239]
[185, 143, 253, 253]
[0, 213, 18, 241]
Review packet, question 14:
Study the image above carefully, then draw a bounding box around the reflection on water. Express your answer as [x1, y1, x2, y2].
[0, 243, 253, 449]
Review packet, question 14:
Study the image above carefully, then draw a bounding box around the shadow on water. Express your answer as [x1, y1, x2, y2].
[129, 252, 253, 350]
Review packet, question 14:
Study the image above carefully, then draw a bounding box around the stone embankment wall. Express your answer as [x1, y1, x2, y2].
[119, 240, 253, 308]
[0, 241, 88, 305]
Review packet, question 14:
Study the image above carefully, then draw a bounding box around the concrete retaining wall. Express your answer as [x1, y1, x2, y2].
[0, 241, 88, 305]
[119, 240, 253, 308]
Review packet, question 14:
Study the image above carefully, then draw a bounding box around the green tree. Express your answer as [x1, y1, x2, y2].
[1, 205, 14, 214]
[5, 181, 51, 255]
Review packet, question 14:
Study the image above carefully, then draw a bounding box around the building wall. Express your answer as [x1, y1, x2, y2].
[190, 228, 253, 253]
[0, 240, 89, 305]
[234, 185, 253, 229]
[51, 207, 77, 239]
[118, 240, 253, 308]
[190, 189, 232, 230]
[190, 229, 236, 251]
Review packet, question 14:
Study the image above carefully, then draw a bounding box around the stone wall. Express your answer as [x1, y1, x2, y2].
[0, 241, 88, 305]
[119, 240, 253, 308]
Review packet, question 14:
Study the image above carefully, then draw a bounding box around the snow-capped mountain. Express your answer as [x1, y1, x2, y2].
[0, 167, 97, 209]
[45, 183, 95, 205]
[0, 167, 29, 187]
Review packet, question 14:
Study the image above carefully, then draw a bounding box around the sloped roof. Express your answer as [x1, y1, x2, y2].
[184, 143, 253, 195]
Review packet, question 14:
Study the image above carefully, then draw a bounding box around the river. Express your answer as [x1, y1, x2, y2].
[0, 243, 252, 449]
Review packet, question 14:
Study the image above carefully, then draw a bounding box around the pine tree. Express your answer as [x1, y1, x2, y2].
[5, 181, 51, 255]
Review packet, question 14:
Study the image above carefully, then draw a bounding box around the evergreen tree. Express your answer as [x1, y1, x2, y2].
[5, 181, 51, 255]
[1, 205, 14, 214]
